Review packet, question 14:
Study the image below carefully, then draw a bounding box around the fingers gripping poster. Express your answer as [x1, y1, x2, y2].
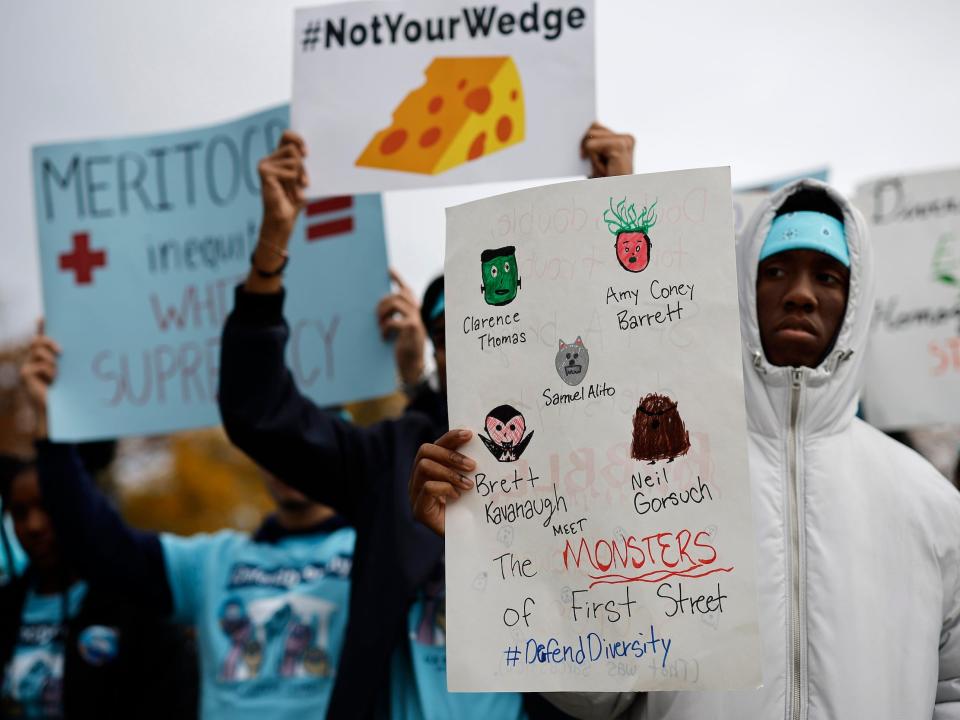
[292, 0, 595, 195]
[855, 169, 960, 429]
[444, 168, 760, 692]
[33, 105, 395, 441]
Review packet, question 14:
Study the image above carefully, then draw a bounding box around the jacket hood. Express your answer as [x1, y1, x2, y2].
[737, 178, 875, 438]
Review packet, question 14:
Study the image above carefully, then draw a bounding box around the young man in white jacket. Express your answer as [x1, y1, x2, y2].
[410, 178, 960, 720]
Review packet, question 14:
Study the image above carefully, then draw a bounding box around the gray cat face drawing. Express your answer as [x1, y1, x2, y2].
[555, 337, 589, 386]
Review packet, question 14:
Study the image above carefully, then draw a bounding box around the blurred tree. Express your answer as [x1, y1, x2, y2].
[345, 390, 408, 426]
[118, 428, 273, 535]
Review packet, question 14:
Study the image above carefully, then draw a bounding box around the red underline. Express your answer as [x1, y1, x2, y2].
[587, 564, 734, 589]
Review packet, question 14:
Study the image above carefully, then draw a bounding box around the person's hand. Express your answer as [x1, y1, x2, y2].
[409, 430, 476, 536]
[377, 269, 427, 386]
[20, 319, 60, 439]
[247, 131, 309, 293]
[258, 130, 309, 247]
[581, 122, 635, 178]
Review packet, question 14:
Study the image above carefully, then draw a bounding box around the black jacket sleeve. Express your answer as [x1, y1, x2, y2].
[218, 286, 406, 522]
[36, 441, 173, 616]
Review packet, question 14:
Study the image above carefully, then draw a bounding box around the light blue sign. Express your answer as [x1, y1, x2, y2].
[736, 167, 830, 193]
[34, 105, 395, 441]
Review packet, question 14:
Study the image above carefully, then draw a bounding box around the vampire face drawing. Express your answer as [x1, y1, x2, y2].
[604, 197, 657, 273]
[555, 336, 589, 386]
[631, 393, 691, 464]
[480, 404, 534, 462]
[481, 246, 521, 306]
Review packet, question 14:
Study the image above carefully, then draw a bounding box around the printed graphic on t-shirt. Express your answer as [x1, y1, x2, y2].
[217, 594, 336, 682]
[215, 553, 351, 686]
[1, 623, 65, 719]
[162, 528, 355, 718]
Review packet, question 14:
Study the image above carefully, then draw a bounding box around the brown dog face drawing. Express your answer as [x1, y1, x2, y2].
[631, 393, 691, 464]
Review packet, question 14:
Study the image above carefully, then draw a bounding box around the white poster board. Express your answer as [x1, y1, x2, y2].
[856, 169, 960, 429]
[732, 191, 767, 239]
[444, 168, 760, 692]
[292, 0, 595, 195]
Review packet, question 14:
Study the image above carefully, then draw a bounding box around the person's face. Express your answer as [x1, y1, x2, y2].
[756, 249, 850, 368]
[263, 473, 314, 512]
[8, 469, 59, 571]
[430, 316, 446, 392]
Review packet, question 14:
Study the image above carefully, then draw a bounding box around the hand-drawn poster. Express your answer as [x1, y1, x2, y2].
[444, 168, 760, 692]
[292, 0, 596, 195]
[33, 105, 395, 441]
[855, 169, 960, 429]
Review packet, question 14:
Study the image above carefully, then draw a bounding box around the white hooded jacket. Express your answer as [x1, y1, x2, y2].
[546, 179, 960, 720]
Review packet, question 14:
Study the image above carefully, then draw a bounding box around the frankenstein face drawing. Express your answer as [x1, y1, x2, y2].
[481, 246, 521, 306]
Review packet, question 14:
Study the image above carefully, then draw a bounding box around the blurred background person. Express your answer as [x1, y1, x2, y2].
[0, 450, 194, 719]
[19, 323, 355, 720]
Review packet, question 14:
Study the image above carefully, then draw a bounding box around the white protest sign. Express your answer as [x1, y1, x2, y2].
[855, 169, 960, 429]
[292, 0, 595, 195]
[444, 168, 760, 692]
[732, 191, 767, 239]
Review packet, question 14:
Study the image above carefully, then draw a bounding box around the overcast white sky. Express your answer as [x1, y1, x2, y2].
[2, 0, 959, 342]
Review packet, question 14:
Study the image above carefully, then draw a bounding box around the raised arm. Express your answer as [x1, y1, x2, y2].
[21, 325, 172, 615]
[218, 131, 393, 520]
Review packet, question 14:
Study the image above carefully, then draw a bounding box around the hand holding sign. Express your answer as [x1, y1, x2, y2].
[580, 122, 635, 179]
[20, 320, 61, 440]
[377, 269, 428, 385]
[248, 132, 310, 292]
[409, 429, 476, 535]
[258, 131, 309, 242]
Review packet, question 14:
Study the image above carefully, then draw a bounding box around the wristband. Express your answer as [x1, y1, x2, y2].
[251, 247, 289, 278]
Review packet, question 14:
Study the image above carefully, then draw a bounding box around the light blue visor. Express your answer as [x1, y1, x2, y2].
[760, 211, 849, 267]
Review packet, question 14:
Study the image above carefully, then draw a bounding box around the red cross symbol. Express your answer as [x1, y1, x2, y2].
[58, 232, 107, 286]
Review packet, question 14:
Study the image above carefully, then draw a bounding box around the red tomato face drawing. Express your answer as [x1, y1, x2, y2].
[616, 232, 651, 273]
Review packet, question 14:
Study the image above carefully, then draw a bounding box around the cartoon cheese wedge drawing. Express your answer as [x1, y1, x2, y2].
[356, 56, 525, 175]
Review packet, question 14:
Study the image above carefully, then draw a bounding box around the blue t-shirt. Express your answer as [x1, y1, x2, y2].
[389, 563, 526, 720]
[161, 525, 354, 720]
[0, 514, 27, 586]
[1, 581, 87, 719]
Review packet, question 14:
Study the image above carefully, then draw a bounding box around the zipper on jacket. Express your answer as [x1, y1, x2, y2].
[787, 368, 804, 720]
